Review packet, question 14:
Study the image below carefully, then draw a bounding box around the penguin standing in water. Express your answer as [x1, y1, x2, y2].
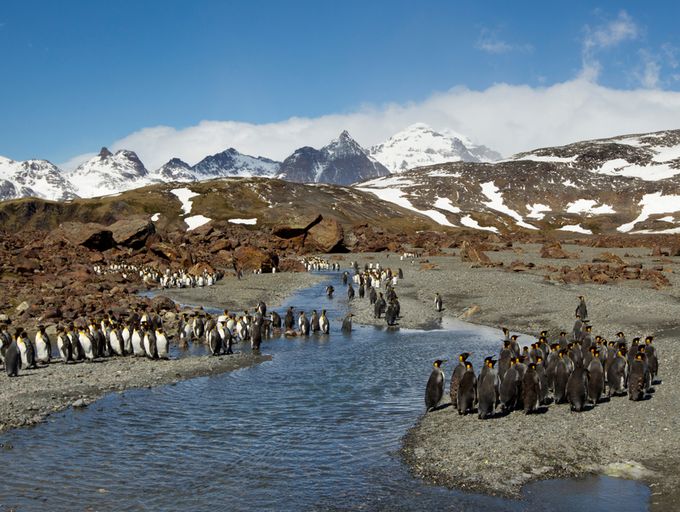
[34, 325, 52, 364]
[449, 352, 471, 408]
[310, 310, 320, 333]
[270, 311, 282, 330]
[425, 359, 446, 412]
[566, 366, 589, 412]
[298, 312, 310, 336]
[341, 313, 353, 333]
[587, 348, 605, 404]
[284, 307, 295, 330]
[477, 359, 499, 419]
[347, 284, 355, 301]
[369, 287, 377, 305]
[628, 353, 648, 401]
[434, 293, 443, 312]
[522, 363, 541, 414]
[251, 315, 263, 351]
[457, 361, 477, 415]
[326, 285, 335, 298]
[4, 332, 21, 376]
[319, 310, 330, 334]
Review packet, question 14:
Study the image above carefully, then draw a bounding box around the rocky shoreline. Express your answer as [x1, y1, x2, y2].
[340, 246, 678, 511]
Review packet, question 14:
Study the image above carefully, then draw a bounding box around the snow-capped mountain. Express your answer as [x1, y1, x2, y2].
[68, 147, 150, 197]
[369, 123, 501, 173]
[279, 130, 390, 185]
[512, 130, 680, 181]
[191, 148, 279, 178]
[0, 156, 77, 201]
[152, 158, 196, 182]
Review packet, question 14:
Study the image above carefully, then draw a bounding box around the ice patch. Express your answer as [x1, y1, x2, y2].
[652, 144, 680, 163]
[185, 215, 211, 230]
[460, 215, 498, 232]
[618, 192, 680, 232]
[428, 170, 461, 178]
[433, 197, 461, 214]
[518, 154, 578, 164]
[357, 186, 456, 227]
[151, 213, 160, 222]
[559, 224, 592, 234]
[563, 180, 577, 188]
[171, 187, 199, 215]
[658, 215, 675, 222]
[565, 199, 615, 215]
[228, 218, 258, 225]
[480, 181, 538, 230]
[526, 203, 551, 220]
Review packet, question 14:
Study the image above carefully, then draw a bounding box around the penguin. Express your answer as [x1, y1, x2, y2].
[498, 341, 513, 381]
[628, 337, 640, 367]
[156, 328, 169, 359]
[644, 336, 658, 383]
[553, 350, 570, 404]
[545, 343, 560, 392]
[522, 363, 541, 414]
[251, 315, 263, 351]
[509, 335, 520, 358]
[374, 294, 386, 319]
[557, 331, 569, 350]
[566, 366, 589, 412]
[628, 353, 648, 401]
[477, 358, 499, 419]
[310, 310, 320, 333]
[16, 330, 37, 369]
[575, 295, 588, 321]
[284, 307, 295, 330]
[434, 293, 443, 312]
[369, 287, 377, 305]
[342, 271, 348, 285]
[449, 352, 471, 408]
[607, 348, 628, 397]
[270, 311, 282, 330]
[636, 346, 653, 393]
[347, 284, 355, 301]
[56, 327, 72, 363]
[4, 334, 20, 377]
[192, 315, 205, 339]
[587, 348, 605, 404]
[326, 285, 335, 298]
[78, 329, 95, 361]
[341, 313, 353, 333]
[358, 283, 365, 299]
[207, 327, 222, 356]
[319, 310, 330, 334]
[131, 326, 145, 357]
[109, 326, 125, 356]
[34, 325, 52, 364]
[67, 326, 84, 361]
[143, 328, 158, 359]
[457, 361, 477, 416]
[385, 301, 398, 326]
[571, 316, 583, 343]
[535, 356, 550, 405]
[298, 312, 310, 336]
[425, 359, 446, 412]
[256, 300, 267, 317]
[499, 358, 520, 412]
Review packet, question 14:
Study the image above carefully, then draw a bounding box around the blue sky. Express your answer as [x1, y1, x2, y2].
[2, 1, 680, 167]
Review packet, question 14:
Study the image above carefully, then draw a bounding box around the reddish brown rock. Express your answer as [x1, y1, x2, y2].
[540, 241, 573, 259]
[108, 217, 156, 249]
[149, 242, 180, 261]
[459, 241, 492, 265]
[233, 246, 277, 272]
[307, 217, 345, 253]
[58, 222, 114, 251]
[592, 252, 626, 265]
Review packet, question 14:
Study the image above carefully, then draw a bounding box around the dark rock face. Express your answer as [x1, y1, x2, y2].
[58, 222, 114, 251]
[192, 148, 279, 177]
[108, 218, 155, 249]
[279, 131, 390, 186]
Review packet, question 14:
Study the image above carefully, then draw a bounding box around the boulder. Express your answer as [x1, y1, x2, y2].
[272, 214, 322, 238]
[149, 242, 180, 261]
[188, 262, 215, 276]
[233, 246, 278, 272]
[307, 218, 345, 253]
[459, 241, 492, 265]
[108, 218, 155, 249]
[592, 252, 626, 265]
[59, 222, 114, 251]
[540, 241, 573, 259]
[151, 295, 176, 312]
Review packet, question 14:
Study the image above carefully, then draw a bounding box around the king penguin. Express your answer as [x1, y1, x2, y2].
[4, 333, 21, 377]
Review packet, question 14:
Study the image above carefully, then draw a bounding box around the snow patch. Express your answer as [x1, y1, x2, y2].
[228, 218, 258, 225]
[460, 215, 498, 232]
[617, 192, 680, 232]
[185, 215, 211, 230]
[171, 187, 199, 215]
[562, 180, 577, 188]
[357, 186, 456, 227]
[558, 224, 593, 234]
[518, 154, 578, 164]
[565, 199, 615, 215]
[526, 203, 551, 220]
[433, 197, 461, 214]
[151, 213, 160, 222]
[480, 181, 538, 230]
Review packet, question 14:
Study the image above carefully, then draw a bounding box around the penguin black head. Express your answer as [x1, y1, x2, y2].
[585, 325, 592, 332]
[433, 359, 446, 368]
[511, 335, 519, 341]
[539, 337, 547, 343]
[540, 330, 547, 336]
[616, 331, 624, 337]
[459, 352, 471, 362]
[464, 361, 473, 370]
[502, 327, 509, 335]
[550, 343, 559, 351]
[503, 340, 511, 348]
[486, 359, 497, 368]
[528, 363, 537, 370]
[560, 331, 567, 337]
[645, 336, 654, 343]
[536, 356, 543, 364]
[634, 353, 644, 361]
[638, 345, 646, 353]
[632, 337, 641, 343]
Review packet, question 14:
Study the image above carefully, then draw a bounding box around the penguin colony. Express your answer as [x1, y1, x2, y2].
[425, 296, 660, 417]
[338, 261, 403, 327]
[302, 257, 341, 272]
[93, 263, 223, 289]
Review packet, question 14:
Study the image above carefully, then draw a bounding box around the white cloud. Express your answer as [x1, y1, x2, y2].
[582, 10, 639, 80]
[636, 50, 661, 89]
[56, 77, 680, 171]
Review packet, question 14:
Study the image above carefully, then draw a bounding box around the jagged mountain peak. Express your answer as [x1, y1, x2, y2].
[0, 156, 77, 201]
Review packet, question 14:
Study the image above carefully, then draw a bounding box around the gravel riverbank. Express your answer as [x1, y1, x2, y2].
[339, 246, 679, 510]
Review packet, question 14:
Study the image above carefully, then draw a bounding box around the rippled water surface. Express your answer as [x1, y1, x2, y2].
[0, 272, 649, 511]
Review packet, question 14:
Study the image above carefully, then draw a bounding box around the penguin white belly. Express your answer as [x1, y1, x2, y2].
[35, 335, 49, 363]
[156, 333, 169, 359]
[143, 334, 152, 358]
[79, 333, 94, 360]
[131, 331, 144, 356]
[18, 340, 29, 367]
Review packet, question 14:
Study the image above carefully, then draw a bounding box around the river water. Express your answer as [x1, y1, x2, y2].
[0, 272, 649, 511]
